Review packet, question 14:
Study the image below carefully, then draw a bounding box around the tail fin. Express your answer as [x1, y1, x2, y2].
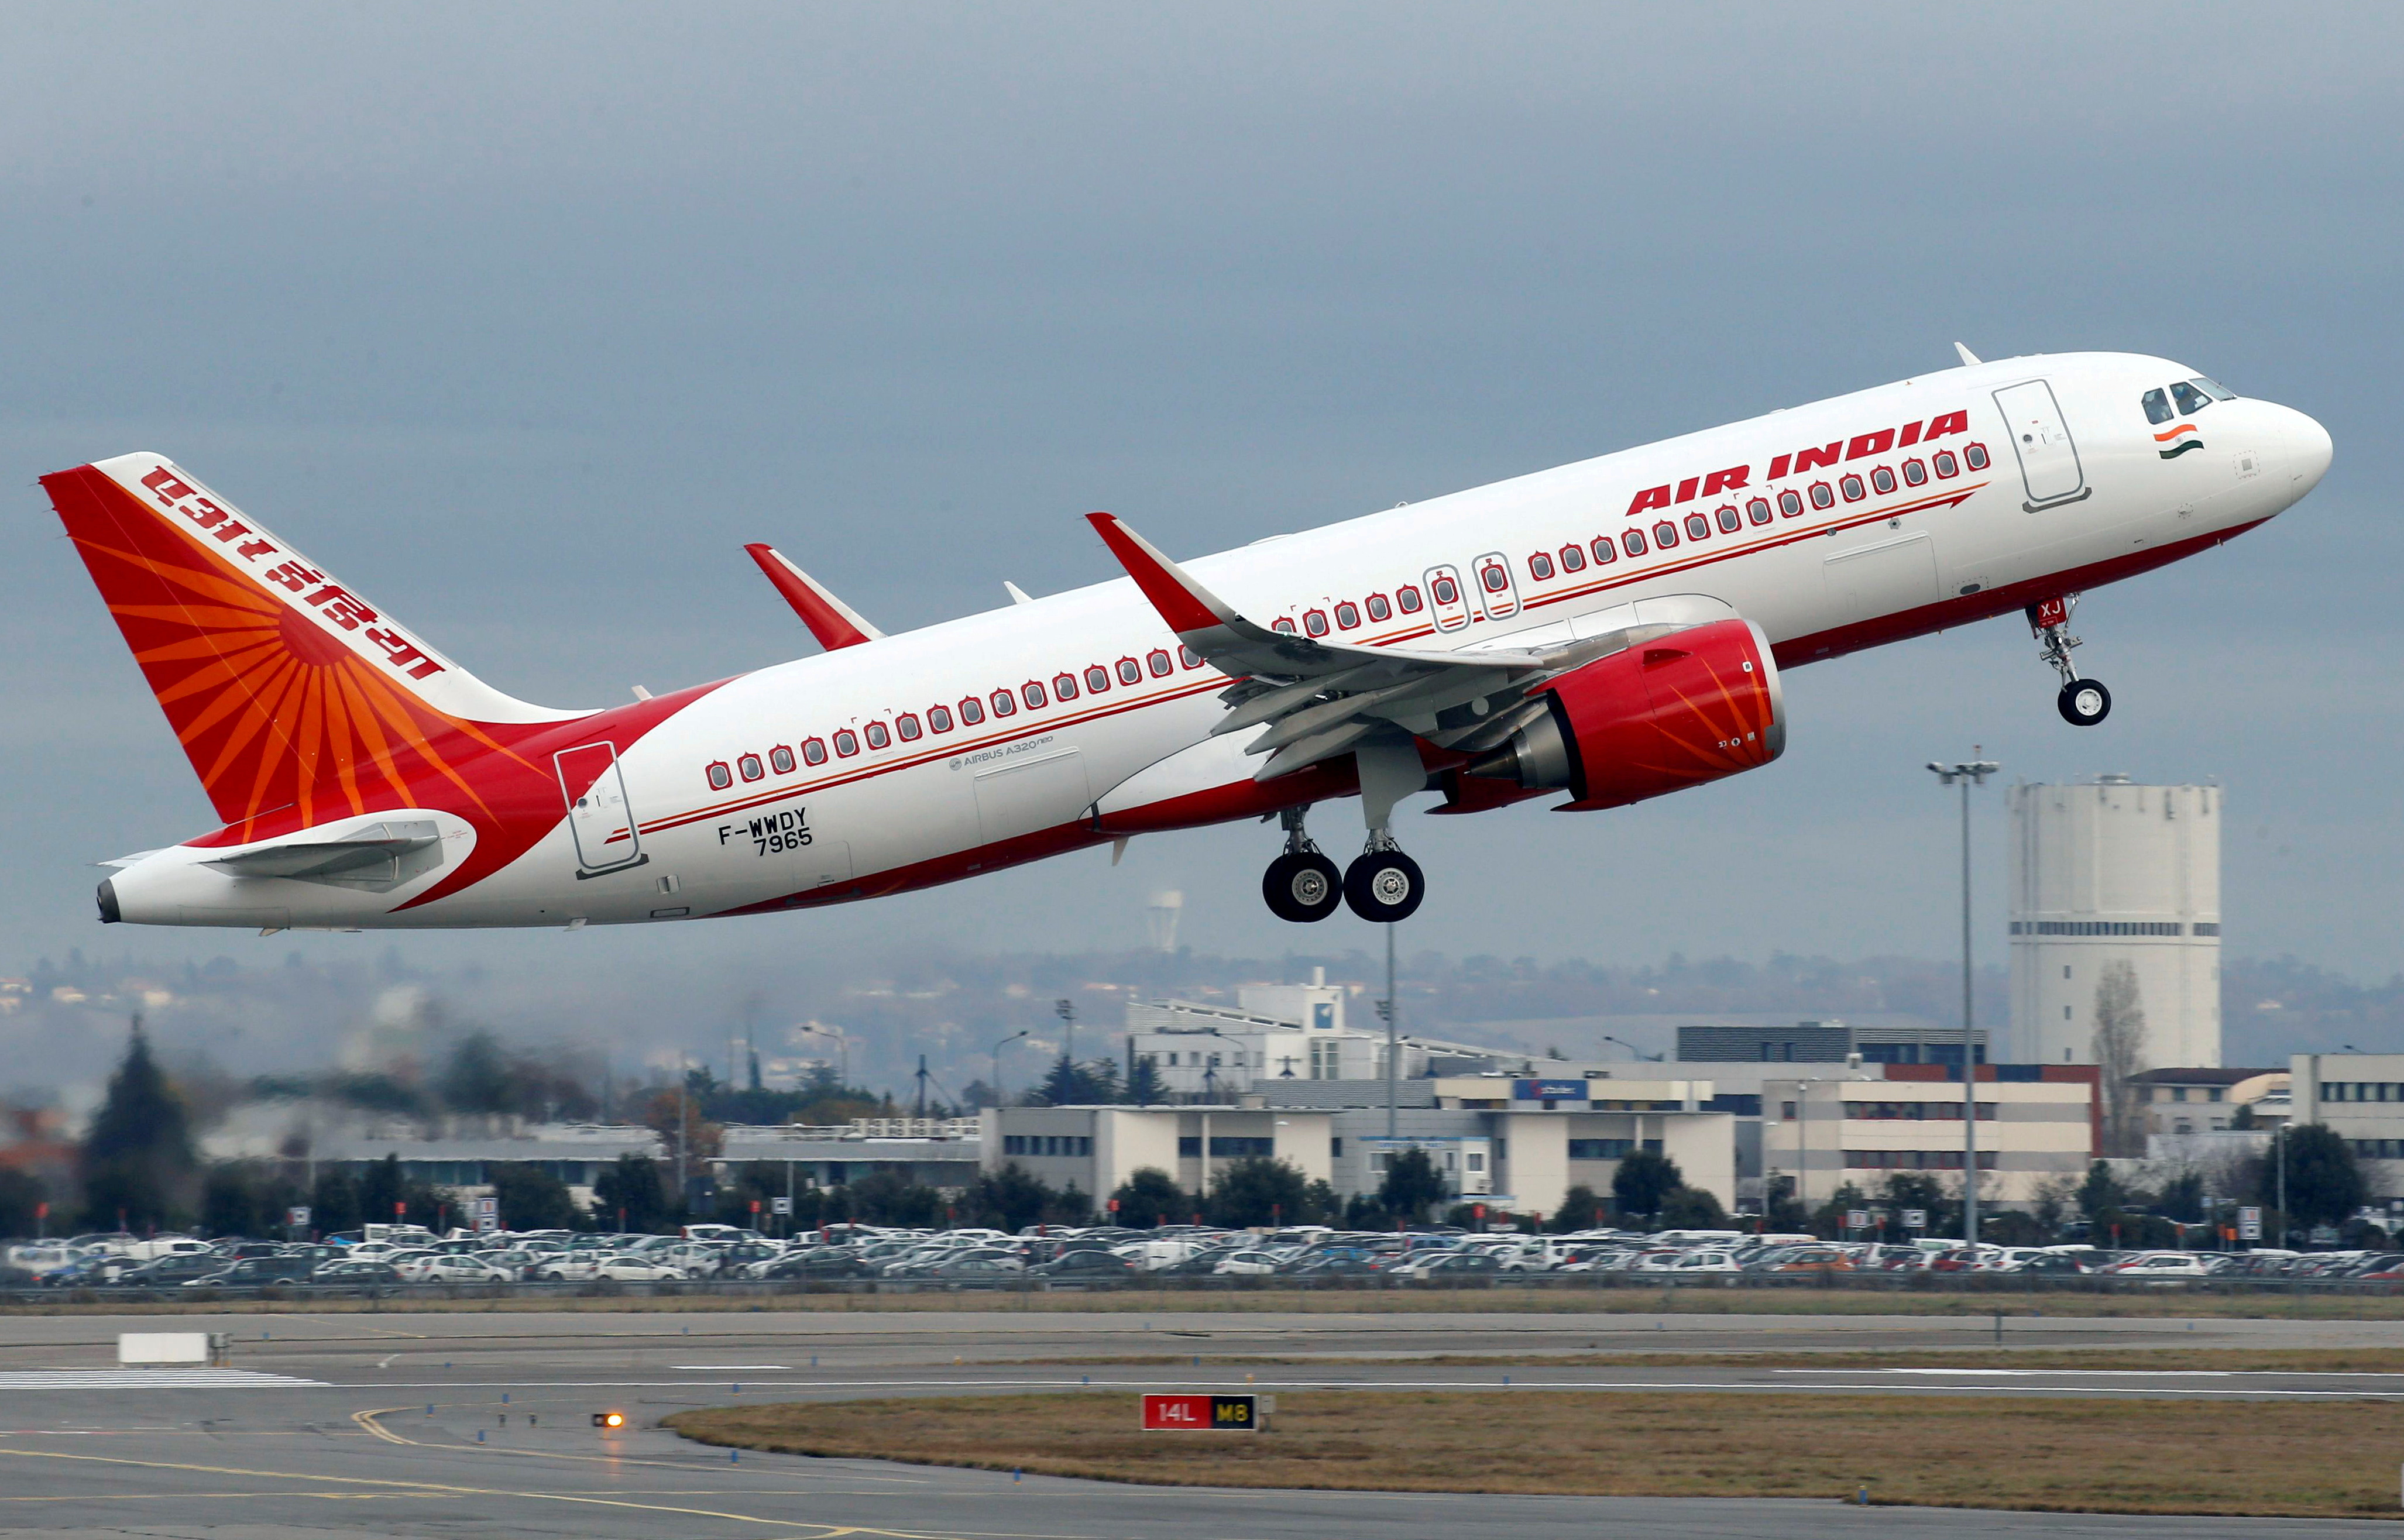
[42, 453, 582, 834]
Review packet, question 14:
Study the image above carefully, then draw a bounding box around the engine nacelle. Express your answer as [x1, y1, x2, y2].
[1471, 618, 1785, 810]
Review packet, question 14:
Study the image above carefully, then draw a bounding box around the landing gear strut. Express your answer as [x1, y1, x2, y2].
[2028, 595, 2110, 727]
[1262, 807, 1342, 923]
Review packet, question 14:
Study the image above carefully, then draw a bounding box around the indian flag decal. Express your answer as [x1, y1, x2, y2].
[2155, 423, 2203, 459]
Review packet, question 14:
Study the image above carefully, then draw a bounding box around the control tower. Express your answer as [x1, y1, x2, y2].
[2007, 775, 2222, 1068]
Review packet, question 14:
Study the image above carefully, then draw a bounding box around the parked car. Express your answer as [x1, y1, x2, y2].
[182, 1255, 316, 1287]
[116, 1254, 228, 1287]
[1403, 1252, 1502, 1281]
[590, 1254, 688, 1281]
[311, 1259, 403, 1285]
[416, 1256, 514, 1284]
[1032, 1249, 1134, 1278]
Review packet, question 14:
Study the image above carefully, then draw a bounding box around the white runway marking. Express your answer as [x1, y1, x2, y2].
[0, 1370, 328, 1390]
[668, 1364, 789, 1370]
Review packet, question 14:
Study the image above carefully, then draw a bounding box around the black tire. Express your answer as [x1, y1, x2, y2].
[2057, 678, 2111, 727]
[1263, 851, 1344, 922]
[1344, 848, 1426, 923]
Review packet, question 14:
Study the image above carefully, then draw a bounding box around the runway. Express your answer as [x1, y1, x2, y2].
[3, 1309, 2398, 1537]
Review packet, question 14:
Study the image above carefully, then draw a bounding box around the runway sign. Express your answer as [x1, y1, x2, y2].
[1141, 1393, 1258, 1431]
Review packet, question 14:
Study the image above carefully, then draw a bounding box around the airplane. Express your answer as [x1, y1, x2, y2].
[46, 348, 2329, 934]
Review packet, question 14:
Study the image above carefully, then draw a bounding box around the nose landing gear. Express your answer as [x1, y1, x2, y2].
[1262, 806, 1342, 923]
[2028, 595, 2110, 727]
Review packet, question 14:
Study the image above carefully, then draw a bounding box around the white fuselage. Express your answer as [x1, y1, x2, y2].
[108, 352, 2331, 929]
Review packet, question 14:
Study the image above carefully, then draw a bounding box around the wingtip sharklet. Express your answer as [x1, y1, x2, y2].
[744, 543, 883, 650]
[1083, 511, 1236, 634]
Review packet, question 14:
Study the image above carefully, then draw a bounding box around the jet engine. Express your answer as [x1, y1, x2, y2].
[1468, 618, 1785, 809]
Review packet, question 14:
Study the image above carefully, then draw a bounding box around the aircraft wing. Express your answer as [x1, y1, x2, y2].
[1087, 513, 1609, 781]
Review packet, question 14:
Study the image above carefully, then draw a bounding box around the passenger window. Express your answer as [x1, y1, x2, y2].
[1365, 593, 1391, 621]
[1901, 458, 1928, 486]
[737, 753, 764, 781]
[1558, 543, 1585, 572]
[1621, 528, 1646, 556]
[1479, 564, 1507, 593]
[2142, 387, 2175, 425]
[1933, 450, 1959, 479]
[1589, 535, 1616, 565]
[1397, 585, 1424, 613]
[1809, 481, 1836, 508]
[1052, 672, 1076, 701]
[1146, 649, 1172, 676]
[706, 761, 733, 790]
[929, 705, 954, 733]
[802, 737, 829, 765]
[1431, 574, 1459, 605]
[769, 745, 796, 774]
[1870, 466, 1897, 494]
[1527, 552, 1554, 580]
[1653, 520, 1678, 548]
[1022, 680, 1047, 709]
[1778, 489, 1804, 517]
[1964, 442, 1991, 470]
[834, 729, 859, 757]
[1272, 617, 1297, 634]
[896, 713, 922, 741]
[1087, 665, 1111, 693]
[1684, 512, 1710, 540]
[1303, 609, 1329, 637]
[1839, 473, 1866, 501]
[864, 721, 890, 750]
[1335, 600, 1361, 627]
[1179, 645, 1202, 668]
[959, 696, 985, 725]
[2170, 380, 2211, 416]
[988, 689, 1015, 717]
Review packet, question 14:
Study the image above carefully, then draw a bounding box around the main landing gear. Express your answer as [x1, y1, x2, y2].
[1262, 738, 1431, 924]
[2028, 594, 2111, 727]
[1262, 809, 1427, 924]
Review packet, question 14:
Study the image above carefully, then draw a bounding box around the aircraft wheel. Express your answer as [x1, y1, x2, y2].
[2057, 678, 2111, 727]
[1344, 848, 1426, 923]
[1263, 851, 1344, 922]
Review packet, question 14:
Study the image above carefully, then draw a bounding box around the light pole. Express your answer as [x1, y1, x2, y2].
[1926, 754, 2000, 1249]
[1602, 1035, 1661, 1063]
[990, 1029, 1031, 1107]
[1056, 998, 1077, 1066]
[798, 1023, 849, 1088]
[1380, 924, 1399, 1141]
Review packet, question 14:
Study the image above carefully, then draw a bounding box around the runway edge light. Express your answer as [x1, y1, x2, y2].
[592, 1411, 626, 1429]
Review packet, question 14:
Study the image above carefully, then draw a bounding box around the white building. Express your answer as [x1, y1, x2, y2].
[2007, 775, 2223, 1068]
[1766, 1071, 2097, 1212]
[1127, 968, 1408, 1097]
[2290, 1052, 2404, 1194]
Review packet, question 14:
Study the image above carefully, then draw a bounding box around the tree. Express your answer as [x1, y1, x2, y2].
[1761, 1173, 1808, 1233]
[1610, 1149, 1681, 1223]
[2028, 1173, 2080, 1236]
[1301, 1179, 1340, 1225]
[1125, 1055, 1167, 1105]
[0, 1167, 49, 1238]
[1044, 1181, 1095, 1227]
[81, 1021, 195, 1232]
[200, 1164, 260, 1238]
[2156, 1169, 2208, 1225]
[438, 1032, 517, 1116]
[1658, 1185, 1727, 1228]
[1877, 1171, 1954, 1242]
[1108, 1167, 1186, 1228]
[843, 1170, 943, 1227]
[2281, 1124, 2365, 1229]
[1378, 1147, 1448, 1224]
[2077, 1160, 2128, 1226]
[489, 1163, 578, 1231]
[1549, 1184, 1604, 1233]
[965, 1163, 1053, 1232]
[1207, 1156, 1310, 1229]
[2092, 961, 2149, 1157]
[591, 1153, 674, 1232]
[308, 1168, 362, 1236]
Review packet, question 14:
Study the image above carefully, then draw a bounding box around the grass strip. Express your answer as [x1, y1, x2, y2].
[670, 1389, 2404, 1517]
[991, 1348, 2404, 1373]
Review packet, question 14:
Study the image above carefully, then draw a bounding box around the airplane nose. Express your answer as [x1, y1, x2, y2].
[2276, 403, 2333, 493]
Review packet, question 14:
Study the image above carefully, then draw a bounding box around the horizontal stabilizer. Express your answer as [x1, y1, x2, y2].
[201, 820, 444, 888]
[744, 544, 883, 650]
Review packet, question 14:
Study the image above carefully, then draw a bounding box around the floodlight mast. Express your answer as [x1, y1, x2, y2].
[1925, 756, 2000, 1250]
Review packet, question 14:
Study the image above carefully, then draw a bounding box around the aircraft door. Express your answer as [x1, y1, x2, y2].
[1992, 380, 2089, 509]
[556, 742, 645, 874]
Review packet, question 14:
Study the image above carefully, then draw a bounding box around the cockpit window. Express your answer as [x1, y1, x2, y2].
[2190, 375, 2235, 401]
[2170, 381, 2213, 417]
[2141, 387, 2174, 425]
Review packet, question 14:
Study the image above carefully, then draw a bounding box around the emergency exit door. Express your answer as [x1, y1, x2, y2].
[556, 742, 644, 874]
[1992, 379, 2089, 509]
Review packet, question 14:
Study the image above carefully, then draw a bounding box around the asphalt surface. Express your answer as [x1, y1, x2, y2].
[4, 1309, 2402, 1538]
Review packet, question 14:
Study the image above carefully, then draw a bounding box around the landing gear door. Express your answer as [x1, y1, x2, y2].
[1993, 379, 2089, 510]
[556, 742, 645, 875]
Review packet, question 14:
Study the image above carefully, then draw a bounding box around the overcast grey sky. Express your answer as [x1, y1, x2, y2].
[4, 4, 2399, 1041]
